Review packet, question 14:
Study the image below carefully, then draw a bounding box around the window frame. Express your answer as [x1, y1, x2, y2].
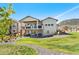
[45, 24, 47, 26]
[51, 24, 53, 26]
[48, 24, 50, 26]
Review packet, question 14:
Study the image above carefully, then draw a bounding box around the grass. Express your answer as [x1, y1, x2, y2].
[0, 44, 37, 55]
[16, 32, 79, 54]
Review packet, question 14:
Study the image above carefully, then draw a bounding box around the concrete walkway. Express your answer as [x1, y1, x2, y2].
[22, 44, 65, 55]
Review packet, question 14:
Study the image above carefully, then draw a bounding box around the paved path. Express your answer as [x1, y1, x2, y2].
[22, 44, 66, 55]
[0, 42, 15, 45]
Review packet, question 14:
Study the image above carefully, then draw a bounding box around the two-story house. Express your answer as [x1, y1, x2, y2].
[11, 16, 58, 37]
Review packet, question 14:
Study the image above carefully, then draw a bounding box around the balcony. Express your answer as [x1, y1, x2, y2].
[25, 25, 31, 28]
[25, 25, 42, 29]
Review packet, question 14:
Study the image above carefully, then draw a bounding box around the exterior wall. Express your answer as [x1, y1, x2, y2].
[18, 22, 21, 33]
[42, 19, 57, 36]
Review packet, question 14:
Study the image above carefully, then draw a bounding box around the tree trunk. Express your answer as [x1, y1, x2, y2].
[1, 35, 4, 43]
[2, 37, 3, 40]
[1, 35, 4, 40]
[10, 34, 12, 40]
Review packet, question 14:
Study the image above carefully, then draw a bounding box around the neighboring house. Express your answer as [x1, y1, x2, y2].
[58, 19, 79, 32]
[11, 16, 58, 37]
[11, 21, 18, 34]
[58, 25, 79, 32]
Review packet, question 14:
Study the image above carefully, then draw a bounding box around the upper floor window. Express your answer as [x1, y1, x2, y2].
[51, 24, 53, 26]
[47, 30, 49, 34]
[34, 24, 37, 28]
[45, 24, 53, 26]
[45, 24, 47, 26]
[48, 24, 50, 26]
[13, 25, 16, 27]
[13, 30, 16, 32]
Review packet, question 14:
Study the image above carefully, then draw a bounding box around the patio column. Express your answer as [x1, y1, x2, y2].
[20, 22, 22, 37]
[36, 20, 39, 37]
[37, 20, 38, 29]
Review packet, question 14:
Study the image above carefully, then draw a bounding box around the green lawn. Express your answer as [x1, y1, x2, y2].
[16, 32, 79, 54]
[0, 44, 37, 55]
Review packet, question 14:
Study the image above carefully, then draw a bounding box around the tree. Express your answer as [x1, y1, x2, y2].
[0, 4, 15, 41]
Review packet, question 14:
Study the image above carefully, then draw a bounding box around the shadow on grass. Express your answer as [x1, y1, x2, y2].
[58, 32, 72, 35]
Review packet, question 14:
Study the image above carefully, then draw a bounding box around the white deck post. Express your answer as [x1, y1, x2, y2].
[37, 20, 38, 29]
[36, 20, 39, 37]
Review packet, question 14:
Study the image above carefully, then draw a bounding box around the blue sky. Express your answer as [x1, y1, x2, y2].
[0, 3, 79, 22]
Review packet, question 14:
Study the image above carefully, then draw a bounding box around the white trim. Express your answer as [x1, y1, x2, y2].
[37, 20, 38, 29]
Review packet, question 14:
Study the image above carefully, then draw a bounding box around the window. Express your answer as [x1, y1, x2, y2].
[47, 30, 49, 34]
[48, 24, 50, 26]
[38, 25, 42, 28]
[45, 24, 47, 26]
[26, 27, 31, 29]
[34, 24, 37, 28]
[13, 30, 15, 32]
[13, 25, 16, 27]
[51, 24, 53, 26]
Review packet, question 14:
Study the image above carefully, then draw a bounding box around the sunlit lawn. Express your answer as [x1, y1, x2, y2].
[16, 32, 79, 54]
[0, 44, 37, 55]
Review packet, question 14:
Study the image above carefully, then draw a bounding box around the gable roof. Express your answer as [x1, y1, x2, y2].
[19, 16, 40, 22]
[42, 17, 58, 21]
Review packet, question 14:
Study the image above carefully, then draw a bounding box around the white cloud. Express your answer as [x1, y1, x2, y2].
[55, 5, 79, 18]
